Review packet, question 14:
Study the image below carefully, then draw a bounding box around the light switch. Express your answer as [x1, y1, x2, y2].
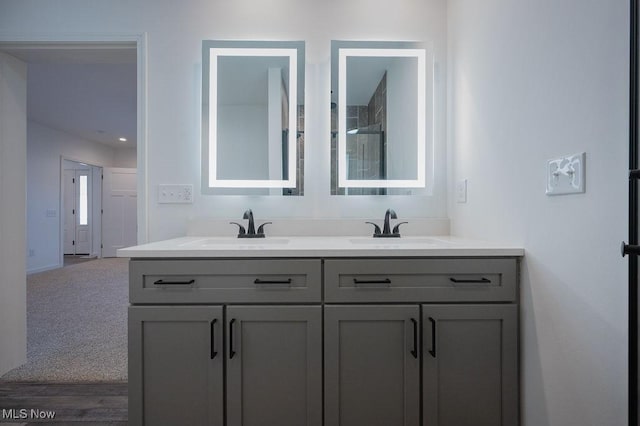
[456, 179, 467, 203]
[158, 184, 194, 204]
[546, 152, 586, 195]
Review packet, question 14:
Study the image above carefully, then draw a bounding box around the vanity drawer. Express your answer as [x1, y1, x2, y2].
[324, 258, 517, 303]
[130, 259, 322, 304]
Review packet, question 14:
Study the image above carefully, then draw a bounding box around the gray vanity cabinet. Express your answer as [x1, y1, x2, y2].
[323, 258, 519, 426]
[226, 305, 322, 426]
[422, 304, 518, 426]
[128, 306, 224, 426]
[324, 305, 420, 426]
[129, 256, 519, 426]
[129, 259, 323, 426]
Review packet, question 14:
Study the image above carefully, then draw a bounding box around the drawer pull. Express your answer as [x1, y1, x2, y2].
[153, 279, 195, 285]
[254, 278, 293, 285]
[210, 319, 217, 359]
[410, 318, 418, 359]
[229, 319, 236, 359]
[428, 317, 437, 358]
[353, 278, 392, 286]
[449, 277, 491, 284]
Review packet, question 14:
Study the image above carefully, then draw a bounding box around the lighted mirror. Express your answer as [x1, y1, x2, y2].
[202, 40, 305, 195]
[331, 41, 430, 195]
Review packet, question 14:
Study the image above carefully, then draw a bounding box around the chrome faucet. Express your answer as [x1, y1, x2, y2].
[230, 209, 271, 238]
[366, 208, 408, 238]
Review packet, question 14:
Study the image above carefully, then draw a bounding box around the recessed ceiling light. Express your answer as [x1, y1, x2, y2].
[119, 137, 127, 142]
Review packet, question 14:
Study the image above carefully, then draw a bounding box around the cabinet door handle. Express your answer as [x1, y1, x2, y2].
[254, 278, 292, 285]
[428, 317, 436, 358]
[210, 319, 217, 359]
[449, 277, 491, 284]
[410, 318, 418, 359]
[229, 319, 236, 359]
[353, 278, 391, 285]
[153, 279, 195, 285]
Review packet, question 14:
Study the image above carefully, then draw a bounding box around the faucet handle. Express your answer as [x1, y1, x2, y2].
[230, 222, 246, 237]
[257, 222, 272, 235]
[365, 221, 382, 236]
[392, 221, 408, 236]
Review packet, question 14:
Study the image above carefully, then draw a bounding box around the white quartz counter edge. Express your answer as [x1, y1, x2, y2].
[117, 236, 524, 258]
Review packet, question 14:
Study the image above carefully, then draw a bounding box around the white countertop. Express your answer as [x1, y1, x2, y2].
[117, 236, 524, 258]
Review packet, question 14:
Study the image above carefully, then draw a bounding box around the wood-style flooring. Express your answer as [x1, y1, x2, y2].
[0, 382, 127, 425]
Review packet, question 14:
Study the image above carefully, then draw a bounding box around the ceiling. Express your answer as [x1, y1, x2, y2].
[0, 46, 137, 148]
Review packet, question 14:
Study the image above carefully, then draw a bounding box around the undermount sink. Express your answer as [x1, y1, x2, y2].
[348, 237, 450, 245]
[179, 237, 290, 248]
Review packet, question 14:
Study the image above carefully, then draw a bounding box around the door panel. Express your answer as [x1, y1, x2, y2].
[102, 167, 137, 257]
[226, 305, 322, 426]
[423, 304, 518, 426]
[129, 306, 223, 426]
[74, 169, 91, 254]
[324, 305, 420, 426]
[63, 169, 75, 254]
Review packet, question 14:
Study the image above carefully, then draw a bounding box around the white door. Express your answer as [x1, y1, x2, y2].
[102, 167, 137, 257]
[63, 168, 92, 255]
[63, 169, 75, 254]
[74, 170, 91, 254]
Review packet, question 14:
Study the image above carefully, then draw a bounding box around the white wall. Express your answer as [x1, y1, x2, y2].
[0, 0, 449, 241]
[114, 147, 137, 168]
[0, 52, 27, 376]
[27, 121, 132, 272]
[447, 0, 628, 425]
[218, 105, 269, 179]
[387, 57, 418, 180]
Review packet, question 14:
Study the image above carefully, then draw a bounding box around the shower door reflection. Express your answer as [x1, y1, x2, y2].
[346, 123, 386, 195]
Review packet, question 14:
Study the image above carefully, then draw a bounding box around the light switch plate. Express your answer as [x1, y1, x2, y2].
[546, 152, 586, 195]
[158, 184, 193, 204]
[456, 179, 467, 203]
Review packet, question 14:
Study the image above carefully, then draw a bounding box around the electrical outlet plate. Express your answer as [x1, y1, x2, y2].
[456, 179, 467, 203]
[546, 152, 585, 195]
[158, 184, 194, 204]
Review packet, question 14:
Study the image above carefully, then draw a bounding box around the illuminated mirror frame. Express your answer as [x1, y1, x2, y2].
[336, 44, 427, 189]
[202, 40, 303, 192]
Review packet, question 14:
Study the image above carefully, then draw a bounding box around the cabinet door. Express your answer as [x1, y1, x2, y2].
[325, 305, 420, 426]
[423, 304, 518, 426]
[226, 305, 322, 426]
[129, 306, 223, 426]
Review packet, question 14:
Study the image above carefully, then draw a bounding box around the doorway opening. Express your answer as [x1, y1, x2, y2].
[0, 39, 143, 384]
[62, 159, 102, 259]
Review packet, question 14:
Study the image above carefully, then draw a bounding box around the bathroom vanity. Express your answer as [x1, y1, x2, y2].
[120, 236, 523, 426]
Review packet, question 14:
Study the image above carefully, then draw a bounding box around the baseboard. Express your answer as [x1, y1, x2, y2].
[27, 263, 61, 275]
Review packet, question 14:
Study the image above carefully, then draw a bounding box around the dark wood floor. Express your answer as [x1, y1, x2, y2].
[0, 382, 127, 425]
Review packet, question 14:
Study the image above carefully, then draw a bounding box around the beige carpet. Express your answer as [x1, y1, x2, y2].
[1, 258, 128, 382]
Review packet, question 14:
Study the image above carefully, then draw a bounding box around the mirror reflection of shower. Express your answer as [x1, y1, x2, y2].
[332, 72, 387, 195]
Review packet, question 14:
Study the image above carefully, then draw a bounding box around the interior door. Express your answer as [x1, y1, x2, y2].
[102, 167, 137, 257]
[74, 170, 91, 255]
[624, 2, 640, 424]
[63, 169, 75, 254]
